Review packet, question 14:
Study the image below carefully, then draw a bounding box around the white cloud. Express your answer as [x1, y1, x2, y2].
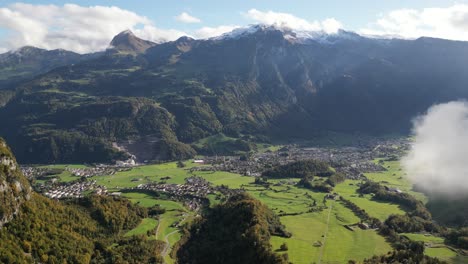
[194, 25, 240, 39]
[321, 18, 343, 34]
[361, 4, 468, 41]
[244, 9, 342, 33]
[134, 25, 187, 43]
[0, 3, 187, 53]
[175, 12, 201, 23]
[402, 101, 468, 196]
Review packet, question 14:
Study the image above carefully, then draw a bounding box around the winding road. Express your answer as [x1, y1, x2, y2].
[162, 230, 179, 260]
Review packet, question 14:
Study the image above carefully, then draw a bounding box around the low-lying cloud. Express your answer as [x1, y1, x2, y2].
[402, 101, 468, 196]
[245, 9, 342, 33]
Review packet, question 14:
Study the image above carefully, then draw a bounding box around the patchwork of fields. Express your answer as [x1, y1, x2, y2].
[40, 160, 467, 264]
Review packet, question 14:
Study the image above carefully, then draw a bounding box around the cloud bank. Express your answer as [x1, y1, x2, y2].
[0, 3, 186, 53]
[245, 9, 342, 33]
[361, 4, 468, 41]
[402, 101, 468, 196]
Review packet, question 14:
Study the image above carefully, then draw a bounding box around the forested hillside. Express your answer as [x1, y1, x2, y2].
[176, 193, 290, 264]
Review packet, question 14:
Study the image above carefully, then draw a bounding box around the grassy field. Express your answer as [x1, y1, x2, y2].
[120, 191, 189, 264]
[89, 161, 199, 191]
[269, 202, 392, 264]
[125, 218, 158, 237]
[334, 180, 406, 221]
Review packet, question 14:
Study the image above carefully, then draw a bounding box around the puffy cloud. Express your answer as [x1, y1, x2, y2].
[321, 18, 343, 34]
[194, 25, 240, 39]
[244, 9, 342, 33]
[361, 4, 468, 40]
[0, 3, 186, 53]
[402, 101, 468, 197]
[175, 12, 201, 23]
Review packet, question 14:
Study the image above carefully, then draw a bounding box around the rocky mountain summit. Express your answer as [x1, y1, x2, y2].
[109, 30, 157, 54]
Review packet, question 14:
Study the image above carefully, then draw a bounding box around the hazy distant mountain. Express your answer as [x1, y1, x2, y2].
[0, 46, 102, 88]
[2, 25, 468, 163]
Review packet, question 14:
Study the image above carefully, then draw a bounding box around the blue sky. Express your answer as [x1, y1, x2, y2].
[1, 1, 468, 53]
[2, 0, 464, 30]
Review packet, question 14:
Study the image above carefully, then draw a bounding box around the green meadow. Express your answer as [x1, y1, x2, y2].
[334, 180, 406, 221]
[124, 218, 158, 237]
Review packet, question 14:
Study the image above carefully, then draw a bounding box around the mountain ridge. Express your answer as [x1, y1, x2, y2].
[2, 26, 468, 163]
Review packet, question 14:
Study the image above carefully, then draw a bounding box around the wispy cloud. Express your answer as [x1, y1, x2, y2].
[194, 25, 239, 39]
[360, 4, 468, 40]
[175, 12, 201, 23]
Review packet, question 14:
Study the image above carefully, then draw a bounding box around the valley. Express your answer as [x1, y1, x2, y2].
[1, 8, 468, 263]
[22, 138, 468, 264]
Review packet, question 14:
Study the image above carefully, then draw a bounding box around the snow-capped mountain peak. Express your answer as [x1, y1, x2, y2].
[213, 24, 362, 44]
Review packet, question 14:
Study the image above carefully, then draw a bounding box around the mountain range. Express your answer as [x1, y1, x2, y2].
[1, 25, 468, 163]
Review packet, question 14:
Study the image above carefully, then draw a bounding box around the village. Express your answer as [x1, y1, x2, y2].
[131, 176, 217, 210]
[190, 137, 410, 180]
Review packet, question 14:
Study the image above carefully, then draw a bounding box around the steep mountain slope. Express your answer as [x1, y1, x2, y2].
[3, 26, 468, 163]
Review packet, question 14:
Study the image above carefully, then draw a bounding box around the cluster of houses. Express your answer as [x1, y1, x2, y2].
[21, 165, 132, 181]
[43, 180, 107, 199]
[67, 166, 130, 178]
[133, 176, 215, 210]
[21, 167, 54, 180]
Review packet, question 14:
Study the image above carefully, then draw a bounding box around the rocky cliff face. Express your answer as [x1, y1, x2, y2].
[0, 138, 31, 228]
